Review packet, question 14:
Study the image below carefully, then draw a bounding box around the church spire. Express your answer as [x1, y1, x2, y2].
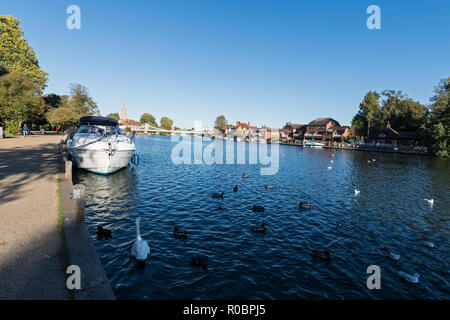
[120, 101, 127, 121]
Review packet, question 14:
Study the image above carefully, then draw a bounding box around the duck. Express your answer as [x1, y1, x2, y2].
[398, 271, 420, 284]
[242, 173, 249, 178]
[382, 247, 400, 260]
[212, 192, 224, 199]
[218, 206, 227, 211]
[264, 185, 272, 189]
[354, 189, 360, 196]
[190, 256, 209, 270]
[299, 202, 311, 209]
[96, 226, 112, 240]
[131, 217, 150, 261]
[251, 222, 266, 233]
[424, 199, 434, 206]
[233, 185, 238, 192]
[311, 250, 331, 262]
[252, 205, 265, 212]
[173, 227, 188, 239]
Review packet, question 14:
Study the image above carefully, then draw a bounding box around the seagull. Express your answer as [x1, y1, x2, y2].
[354, 189, 360, 196]
[330, 160, 334, 164]
[327, 166, 332, 170]
[398, 271, 420, 284]
[424, 199, 434, 206]
[423, 241, 435, 248]
[131, 217, 150, 261]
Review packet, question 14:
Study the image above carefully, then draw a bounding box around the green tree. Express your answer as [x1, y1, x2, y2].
[214, 115, 228, 130]
[46, 107, 77, 130]
[160, 116, 173, 130]
[425, 78, 449, 157]
[0, 15, 48, 89]
[0, 71, 44, 134]
[352, 91, 381, 137]
[380, 90, 427, 131]
[140, 113, 158, 127]
[107, 113, 120, 121]
[45, 84, 99, 129]
[67, 84, 99, 117]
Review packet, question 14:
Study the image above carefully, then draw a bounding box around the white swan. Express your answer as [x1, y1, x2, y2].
[354, 189, 360, 196]
[398, 271, 419, 283]
[131, 217, 150, 261]
[424, 199, 434, 206]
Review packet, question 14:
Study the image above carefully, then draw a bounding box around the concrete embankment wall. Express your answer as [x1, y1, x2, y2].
[58, 142, 115, 300]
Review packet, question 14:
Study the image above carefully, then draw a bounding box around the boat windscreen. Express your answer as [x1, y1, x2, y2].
[78, 125, 123, 135]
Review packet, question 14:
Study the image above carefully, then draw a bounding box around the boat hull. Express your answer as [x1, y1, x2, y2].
[70, 148, 135, 174]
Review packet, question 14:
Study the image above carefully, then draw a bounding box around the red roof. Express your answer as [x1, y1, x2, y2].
[120, 120, 140, 127]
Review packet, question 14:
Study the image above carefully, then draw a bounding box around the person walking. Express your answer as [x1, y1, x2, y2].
[22, 124, 29, 137]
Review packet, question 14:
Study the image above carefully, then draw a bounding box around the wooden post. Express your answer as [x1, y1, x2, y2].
[65, 160, 72, 181]
[72, 184, 85, 224]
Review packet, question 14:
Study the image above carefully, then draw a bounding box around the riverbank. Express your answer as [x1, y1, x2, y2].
[0, 136, 69, 299]
[0, 136, 114, 299]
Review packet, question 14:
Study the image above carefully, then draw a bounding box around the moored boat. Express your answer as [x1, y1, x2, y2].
[67, 116, 136, 174]
[304, 140, 325, 148]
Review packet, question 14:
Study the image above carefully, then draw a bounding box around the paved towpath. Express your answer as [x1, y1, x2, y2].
[0, 135, 69, 299]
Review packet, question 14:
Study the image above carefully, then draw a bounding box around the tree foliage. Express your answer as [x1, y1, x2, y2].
[352, 90, 427, 137]
[66, 84, 99, 117]
[46, 84, 99, 129]
[140, 113, 158, 127]
[107, 113, 120, 120]
[46, 107, 77, 130]
[0, 71, 44, 133]
[214, 115, 228, 130]
[424, 78, 449, 157]
[0, 15, 48, 89]
[380, 90, 427, 132]
[160, 116, 173, 130]
[351, 91, 380, 137]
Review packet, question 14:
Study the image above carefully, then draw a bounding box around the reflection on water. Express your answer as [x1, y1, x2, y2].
[74, 136, 450, 300]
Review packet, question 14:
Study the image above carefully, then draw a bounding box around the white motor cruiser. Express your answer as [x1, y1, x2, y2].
[67, 116, 137, 174]
[304, 140, 325, 148]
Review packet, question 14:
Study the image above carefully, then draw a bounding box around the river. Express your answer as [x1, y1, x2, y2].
[73, 135, 449, 299]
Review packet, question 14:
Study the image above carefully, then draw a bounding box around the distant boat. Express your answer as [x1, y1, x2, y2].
[257, 138, 267, 144]
[304, 140, 324, 148]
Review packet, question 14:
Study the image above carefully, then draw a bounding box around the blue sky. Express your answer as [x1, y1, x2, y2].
[2, 0, 449, 128]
